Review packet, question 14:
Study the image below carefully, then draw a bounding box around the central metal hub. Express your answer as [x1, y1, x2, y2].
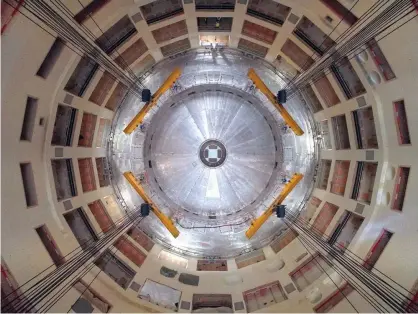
[199, 139, 227, 168]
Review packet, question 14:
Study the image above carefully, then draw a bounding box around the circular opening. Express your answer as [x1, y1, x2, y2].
[386, 166, 396, 180]
[356, 50, 369, 63]
[199, 139, 227, 168]
[386, 192, 391, 205]
[368, 70, 382, 85]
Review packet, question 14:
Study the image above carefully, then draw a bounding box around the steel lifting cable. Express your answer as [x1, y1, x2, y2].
[291, 223, 409, 313]
[282, 0, 362, 90]
[283, 219, 383, 313]
[2, 0, 92, 59]
[2, 210, 142, 313]
[51, 0, 148, 111]
[283, 219, 388, 313]
[51, 0, 145, 88]
[2, 207, 139, 303]
[2, 0, 144, 111]
[48, 209, 145, 313]
[289, 0, 403, 82]
[39, 216, 139, 313]
[288, 0, 415, 96]
[24, 0, 122, 75]
[52, 210, 144, 313]
[41, 239, 133, 313]
[286, 211, 414, 297]
[283, 0, 393, 91]
[288, 212, 402, 313]
[8, 0, 145, 115]
[2, 218, 119, 311]
[43, 217, 144, 313]
[326, 0, 387, 47]
[281, 213, 387, 313]
[4, 0, 416, 312]
[297, 5, 417, 93]
[294, 0, 415, 90]
[286, 0, 408, 94]
[285, 210, 416, 306]
[20, 213, 140, 312]
[21, 0, 145, 98]
[283, 217, 393, 313]
[284, 211, 418, 312]
[44, 0, 142, 92]
[12, 214, 141, 313]
[46, 0, 144, 91]
[1, 206, 140, 306]
[287, 0, 416, 98]
[1, 0, 105, 70]
[283, 218, 394, 312]
[60, 0, 145, 111]
[22, 0, 139, 93]
[5, 213, 140, 313]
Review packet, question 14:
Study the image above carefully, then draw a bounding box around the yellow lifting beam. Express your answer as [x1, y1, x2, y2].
[247, 68, 304, 136]
[123, 171, 180, 238]
[123, 67, 182, 134]
[245, 173, 304, 239]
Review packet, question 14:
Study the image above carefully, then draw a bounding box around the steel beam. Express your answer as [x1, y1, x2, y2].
[245, 173, 303, 239]
[123, 67, 182, 134]
[123, 172, 180, 238]
[248, 68, 304, 136]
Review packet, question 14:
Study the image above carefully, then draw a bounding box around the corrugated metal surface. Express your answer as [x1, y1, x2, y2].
[270, 229, 298, 253]
[127, 227, 155, 252]
[246, 0, 290, 25]
[243, 281, 287, 312]
[105, 82, 128, 111]
[241, 20, 277, 44]
[311, 202, 339, 234]
[110, 49, 317, 257]
[140, 0, 184, 25]
[235, 249, 266, 269]
[114, 236, 147, 267]
[95, 118, 110, 148]
[132, 54, 156, 75]
[330, 160, 350, 196]
[95, 15, 137, 54]
[237, 38, 268, 57]
[114, 38, 148, 69]
[78, 112, 97, 147]
[314, 74, 340, 107]
[152, 20, 188, 44]
[89, 71, 116, 106]
[195, 0, 235, 10]
[78, 158, 97, 192]
[160, 38, 191, 57]
[281, 39, 314, 70]
[88, 200, 114, 233]
[197, 259, 228, 271]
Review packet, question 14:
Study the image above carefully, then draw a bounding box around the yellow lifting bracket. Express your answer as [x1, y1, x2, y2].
[245, 173, 304, 239]
[123, 171, 180, 238]
[247, 68, 304, 136]
[123, 67, 182, 134]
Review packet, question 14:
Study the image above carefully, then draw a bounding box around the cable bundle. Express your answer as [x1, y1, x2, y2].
[285, 0, 417, 99]
[283, 210, 418, 313]
[4, 0, 147, 100]
[2, 210, 144, 313]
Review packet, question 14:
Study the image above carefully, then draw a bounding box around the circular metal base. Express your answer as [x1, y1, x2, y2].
[110, 49, 317, 257]
[199, 139, 227, 168]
